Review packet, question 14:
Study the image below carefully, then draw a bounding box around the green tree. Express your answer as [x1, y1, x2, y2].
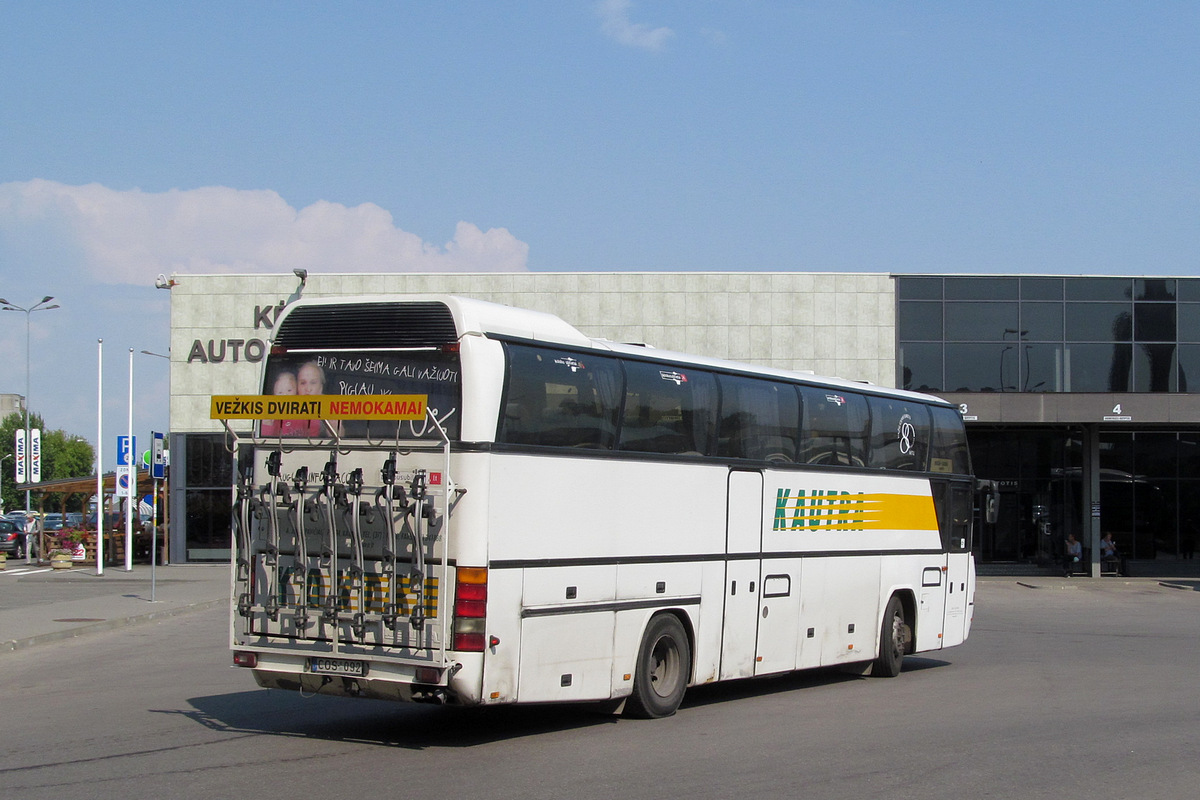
[0, 412, 97, 512]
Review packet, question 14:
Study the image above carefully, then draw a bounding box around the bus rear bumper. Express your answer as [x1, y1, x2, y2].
[236, 650, 485, 706]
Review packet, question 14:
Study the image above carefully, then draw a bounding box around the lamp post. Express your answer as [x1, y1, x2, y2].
[0, 453, 10, 515]
[1, 295, 60, 563]
[140, 348, 169, 599]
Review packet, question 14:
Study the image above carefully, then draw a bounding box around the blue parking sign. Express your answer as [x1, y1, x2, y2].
[117, 435, 136, 467]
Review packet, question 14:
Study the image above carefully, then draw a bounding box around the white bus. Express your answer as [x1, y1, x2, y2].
[223, 295, 979, 718]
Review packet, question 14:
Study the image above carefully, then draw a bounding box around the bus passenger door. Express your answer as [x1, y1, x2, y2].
[941, 481, 974, 647]
[720, 470, 762, 681]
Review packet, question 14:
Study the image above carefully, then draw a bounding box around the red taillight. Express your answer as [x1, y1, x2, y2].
[232, 651, 258, 668]
[454, 631, 487, 652]
[453, 567, 487, 652]
[454, 581, 487, 617]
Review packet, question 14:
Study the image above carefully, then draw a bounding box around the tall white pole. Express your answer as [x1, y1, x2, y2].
[97, 339, 104, 576]
[24, 308, 31, 564]
[125, 347, 134, 572]
[0, 296, 58, 564]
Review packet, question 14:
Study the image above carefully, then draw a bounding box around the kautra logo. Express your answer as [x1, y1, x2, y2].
[773, 488, 869, 531]
[772, 487, 940, 533]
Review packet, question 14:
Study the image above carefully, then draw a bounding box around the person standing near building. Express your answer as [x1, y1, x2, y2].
[1100, 532, 1123, 575]
[1064, 533, 1083, 576]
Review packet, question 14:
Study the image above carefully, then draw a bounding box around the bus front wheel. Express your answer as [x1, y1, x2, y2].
[873, 595, 909, 678]
[625, 614, 691, 719]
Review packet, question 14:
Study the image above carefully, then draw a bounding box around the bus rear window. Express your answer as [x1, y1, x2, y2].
[259, 350, 461, 441]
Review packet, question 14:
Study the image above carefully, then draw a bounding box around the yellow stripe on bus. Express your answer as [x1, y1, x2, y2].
[772, 492, 938, 532]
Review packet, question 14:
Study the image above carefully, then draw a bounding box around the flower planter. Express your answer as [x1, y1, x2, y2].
[49, 553, 73, 570]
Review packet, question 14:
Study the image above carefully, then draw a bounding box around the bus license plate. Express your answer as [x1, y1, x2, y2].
[308, 657, 367, 677]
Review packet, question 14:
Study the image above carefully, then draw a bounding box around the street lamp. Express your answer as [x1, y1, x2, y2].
[0, 295, 60, 563]
[0, 453, 10, 515]
[140, 348, 170, 595]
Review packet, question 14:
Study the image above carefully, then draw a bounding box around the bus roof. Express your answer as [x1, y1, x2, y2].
[277, 294, 954, 409]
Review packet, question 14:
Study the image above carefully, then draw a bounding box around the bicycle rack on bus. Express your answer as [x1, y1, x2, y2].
[345, 467, 368, 640]
[224, 408, 460, 670]
[290, 465, 312, 630]
[375, 452, 408, 632]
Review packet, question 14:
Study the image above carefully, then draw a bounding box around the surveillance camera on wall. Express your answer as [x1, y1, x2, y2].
[155, 274, 171, 289]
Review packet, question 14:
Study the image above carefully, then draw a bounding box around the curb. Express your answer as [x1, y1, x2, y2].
[0, 597, 226, 655]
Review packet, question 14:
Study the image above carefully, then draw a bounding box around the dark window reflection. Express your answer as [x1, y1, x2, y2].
[1066, 277, 1132, 301]
[1135, 279, 1176, 301]
[1066, 303, 1132, 342]
[1134, 432, 1178, 478]
[1068, 343, 1131, 391]
[184, 489, 233, 561]
[1100, 432, 1135, 474]
[946, 343, 1016, 392]
[1177, 344, 1200, 392]
[185, 434, 232, 487]
[898, 302, 943, 340]
[896, 277, 942, 300]
[1134, 344, 1180, 392]
[1022, 344, 1062, 392]
[945, 277, 1018, 301]
[903, 276, 1200, 395]
[945, 302, 1019, 341]
[1178, 281, 1200, 303]
[1135, 304, 1175, 342]
[1178, 433, 1200, 476]
[1021, 303, 1064, 341]
[1176, 305, 1200, 342]
[1020, 277, 1064, 301]
[1177, 481, 1200, 557]
[899, 343, 942, 392]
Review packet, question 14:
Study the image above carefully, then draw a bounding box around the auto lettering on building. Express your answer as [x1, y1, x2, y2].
[187, 302, 286, 364]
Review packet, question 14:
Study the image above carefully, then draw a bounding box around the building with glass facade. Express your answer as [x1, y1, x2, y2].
[164, 271, 1200, 575]
[897, 275, 1200, 571]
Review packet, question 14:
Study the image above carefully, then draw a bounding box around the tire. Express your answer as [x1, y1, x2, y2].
[873, 595, 910, 678]
[625, 614, 691, 719]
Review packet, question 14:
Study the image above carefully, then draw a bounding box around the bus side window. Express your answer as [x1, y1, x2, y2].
[866, 396, 930, 471]
[928, 405, 972, 475]
[799, 388, 869, 467]
[716, 375, 799, 462]
[619, 362, 717, 455]
[499, 345, 622, 449]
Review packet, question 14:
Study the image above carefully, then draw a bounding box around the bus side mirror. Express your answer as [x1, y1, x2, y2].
[977, 480, 1000, 525]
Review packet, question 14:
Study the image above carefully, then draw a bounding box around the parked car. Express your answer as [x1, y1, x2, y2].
[0, 518, 35, 558]
[42, 513, 65, 532]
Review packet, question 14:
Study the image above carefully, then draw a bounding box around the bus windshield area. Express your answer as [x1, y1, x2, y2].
[259, 349, 461, 441]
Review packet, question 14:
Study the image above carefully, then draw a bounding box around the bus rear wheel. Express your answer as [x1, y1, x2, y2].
[625, 614, 690, 719]
[873, 595, 909, 678]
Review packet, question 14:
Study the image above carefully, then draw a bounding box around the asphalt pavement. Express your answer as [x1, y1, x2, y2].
[0, 560, 228, 654]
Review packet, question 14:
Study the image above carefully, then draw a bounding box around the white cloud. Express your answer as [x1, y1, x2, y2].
[597, 0, 674, 51]
[0, 180, 529, 284]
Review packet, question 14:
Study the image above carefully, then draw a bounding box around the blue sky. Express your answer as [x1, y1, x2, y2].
[1, 1, 1199, 465]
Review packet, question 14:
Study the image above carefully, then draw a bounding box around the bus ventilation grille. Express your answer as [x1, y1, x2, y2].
[274, 302, 458, 349]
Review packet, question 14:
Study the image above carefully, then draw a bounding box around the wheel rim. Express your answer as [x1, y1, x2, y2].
[889, 609, 909, 657]
[649, 635, 682, 699]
